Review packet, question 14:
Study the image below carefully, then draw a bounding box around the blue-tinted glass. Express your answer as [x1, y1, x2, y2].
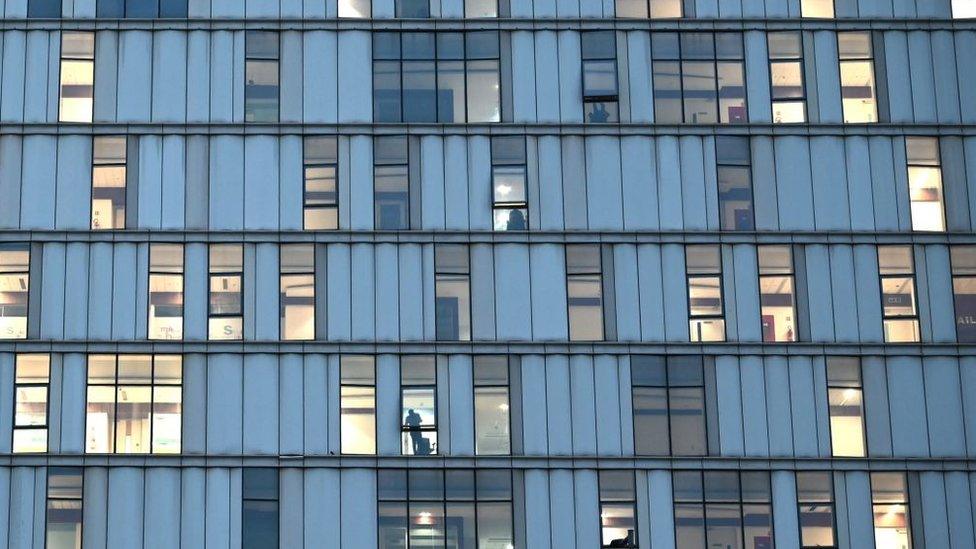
[476, 470, 512, 500]
[672, 472, 703, 502]
[125, 0, 158, 17]
[651, 33, 680, 60]
[243, 468, 278, 500]
[681, 33, 714, 59]
[667, 356, 704, 386]
[397, 0, 429, 17]
[378, 470, 408, 500]
[408, 469, 443, 500]
[437, 33, 464, 60]
[374, 33, 401, 60]
[465, 32, 499, 59]
[97, 0, 124, 16]
[445, 470, 475, 500]
[631, 356, 666, 387]
[581, 31, 616, 59]
[28, 0, 62, 17]
[373, 61, 402, 122]
[704, 471, 740, 502]
[716, 33, 744, 59]
[159, 0, 187, 16]
[242, 500, 278, 549]
[402, 61, 436, 122]
[402, 33, 436, 60]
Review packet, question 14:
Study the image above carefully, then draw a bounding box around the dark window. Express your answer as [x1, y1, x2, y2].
[715, 136, 753, 231]
[435, 244, 471, 341]
[582, 31, 619, 123]
[243, 468, 279, 549]
[401, 356, 438, 455]
[245, 31, 279, 123]
[758, 245, 798, 342]
[566, 244, 604, 341]
[491, 136, 528, 231]
[768, 31, 807, 123]
[303, 137, 339, 230]
[878, 245, 919, 343]
[951, 245, 976, 343]
[374, 136, 411, 230]
[686, 245, 725, 342]
[396, 0, 429, 17]
[13, 354, 50, 453]
[600, 471, 638, 548]
[673, 471, 773, 549]
[28, 0, 61, 17]
[826, 357, 866, 457]
[631, 355, 707, 456]
[97, 0, 187, 17]
[378, 469, 514, 549]
[652, 32, 747, 124]
[45, 467, 83, 549]
[373, 32, 501, 123]
[797, 472, 837, 549]
[473, 356, 511, 455]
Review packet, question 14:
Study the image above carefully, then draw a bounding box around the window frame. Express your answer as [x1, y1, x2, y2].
[244, 31, 280, 123]
[302, 136, 339, 231]
[44, 467, 84, 549]
[904, 136, 946, 233]
[795, 471, 838, 549]
[715, 135, 755, 231]
[615, 0, 684, 18]
[686, 245, 726, 342]
[565, 244, 605, 342]
[490, 136, 529, 231]
[208, 244, 244, 341]
[434, 244, 472, 342]
[825, 356, 867, 458]
[767, 31, 808, 124]
[877, 245, 920, 343]
[0, 244, 30, 340]
[599, 470, 639, 549]
[472, 355, 511, 456]
[373, 135, 411, 231]
[757, 244, 799, 343]
[870, 472, 914, 549]
[90, 135, 128, 230]
[581, 31, 620, 124]
[339, 355, 377, 455]
[242, 468, 280, 549]
[399, 356, 439, 456]
[630, 355, 708, 457]
[12, 354, 50, 454]
[800, 0, 834, 17]
[58, 31, 96, 124]
[950, 245, 976, 344]
[279, 244, 316, 341]
[837, 31, 878, 124]
[672, 470, 775, 549]
[147, 243, 185, 341]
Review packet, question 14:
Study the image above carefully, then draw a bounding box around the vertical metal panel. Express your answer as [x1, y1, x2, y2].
[207, 354, 243, 455]
[661, 244, 688, 342]
[520, 355, 549, 456]
[244, 136, 280, 229]
[0, 31, 25, 123]
[181, 353, 207, 455]
[54, 136, 92, 230]
[465, 243, 493, 341]
[647, 470, 675, 549]
[619, 356, 634, 455]
[420, 136, 445, 229]
[829, 245, 859, 342]
[557, 31, 582, 123]
[374, 243, 400, 341]
[209, 136, 245, 229]
[152, 31, 187, 123]
[923, 357, 965, 457]
[0, 468, 8, 548]
[57, 353, 86, 453]
[39, 243, 65, 339]
[763, 356, 794, 456]
[278, 354, 304, 455]
[845, 137, 876, 230]
[573, 470, 600, 547]
[279, 33, 303, 122]
[276, 135, 302, 230]
[116, 31, 153, 122]
[375, 354, 399, 456]
[182, 243, 207, 341]
[920, 473, 951, 549]
[83, 467, 108, 549]
[811, 136, 851, 230]
[657, 136, 683, 230]
[923, 245, 956, 342]
[494, 244, 532, 340]
[812, 31, 842, 124]
[20, 136, 56, 229]
[548, 469, 576, 548]
[524, 470, 553, 547]
[931, 31, 961, 124]
[679, 136, 708, 230]
[528, 244, 567, 341]
[279, 469, 303, 549]
[732, 245, 760, 342]
[110, 243, 137, 340]
[340, 470, 377, 547]
[511, 31, 538, 122]
[884, 32, 914, 123]
[186, 31, 211, 123]
[448, 354, 474, 455]
[561, 137, 587, 229]
[844, 471, 875, 547]
[774, 137, 815, 230]
[138, 135, 163, 229]
[107, 468, 144, 549]
[745, 31, 771, 123]
[715, 355, 745, 455]
[243, 354, 279, 455]
[86, 243, 113, 339]
[350, 243, 375, 340]
[738, 355, 768, 456]
[0, 136, 22, 228]
[751, 136, 779, 230]
[570, 355, 597, 455]
[337, 31, 371, 123]
[942, 137, 972, 232]
[594, 354, 622, 456]
[0, 354, 12, 454]
[803, 245, 834, 341]
[180, 468, 206, 548]
[862, 355, 893, 457]
[161, 136, 186, 229]
[348, 135, 373, 230]
[957, 32, 976, 125]
[536, 135, 565, 230]
[304, 469, 341, 547]
[443, 136, 469, 230]
[303, 31, 338, 123]
[887, 356, 929, 457]
[852, 244, 883, 342]
[184, 135, 209, 230]
[944, 471, 976, 549]
[772, 471, 800, 549]
[613, 244, 641, 342]
[585, 136, 623, 229]
[208, 31, 236, 122]
[204, 468, 231, 549]
[908, 32, 937, 123]
[303, 354, 329, 455]
[627, 32, 653, 124]
[466, 135, 492, 230]
[545, 355, 572, 456]
[398, 243, 424, 340]
[327, 243, 351, 341]
[23, 31, 51, 123]
[621, 136, 658, 230]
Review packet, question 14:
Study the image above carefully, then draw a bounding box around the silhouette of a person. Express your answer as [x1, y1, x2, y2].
[506, 209, 527, 231]
[404, 408, 424, 454]
[588, 102, 611, 123]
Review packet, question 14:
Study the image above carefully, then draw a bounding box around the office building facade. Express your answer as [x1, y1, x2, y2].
[0, 0, 975, 547]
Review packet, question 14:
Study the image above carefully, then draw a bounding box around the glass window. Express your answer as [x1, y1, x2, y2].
[98, 0, 186, 17]
[85, 354, 182, 454]
[338, 0, 370, 16]
[397, 0, 429, 17]
[616, 0, 682, 17]
[401, 356, 438, 455]
[373, 32, 500, 123]
[600, 471, 638, 548]
[91, 136, 127, 230]
[280, 244, 315, 341]
[491, 136, 528, 231]
[0, 245, 29, 340]
[686, 245, 725, 342]
[954, 0, 976, 17]
[473, 355, 510, 456]
[768, 32, 807, 123]
[652, 33, 747, 124]
[209, 244, 243, 340]
[13, 354, 49, 453]
[59, 32, 95, 123]
[797, 472, 836, 549]
[951, 246, 976, 343]
[566, 244, 604, 341]
[582, 32, 619, 124]
[148, 244, 184, 341]
[46, 467, 83, 549]
[304, 137, 339, 230]
[838, 32, 878, 124]
[801, 0, 833, 17]
[631, 355, 707, 456]
[878, 246, 919, 343]
[826, 357, 866, 457]
[759, 245, 797, 342]
[674, 471, 773, 549]
[378, 469, 514, 549]
[871, 473, 912, 549]
[905, 137, 945, 232]
[245, 31, 279, 123]
[435, 244, 471, 341]
[716, 136, 753, 231]
[465, 0, 497, 17]
[243, 468, 279, 549]
[29, 0, 62, 17]
[340, 355, 376, 455]
[374, 136, 411, 230]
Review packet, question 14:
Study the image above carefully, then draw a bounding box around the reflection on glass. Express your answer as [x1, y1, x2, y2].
[46, 468, 83, 549]
[759, 245, 797, 342]
[339, 0, 370, 16]
[954, 0, 976, 17]
[567, 245, 604, 341]
[304, 137, 339, 230]
[59, 32, 95, 123]
[435, 245, 471, 341]
[280, 244, 315, 341]
[768, 32, 806, 123]
[797, 472, 836, 548]
[245, 32, 279, 123]
[474, 356, 510, 455]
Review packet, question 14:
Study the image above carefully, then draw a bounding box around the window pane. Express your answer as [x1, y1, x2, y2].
[840, 60, 877, 123]
[675, 504, 706, 549]
[402, 387, 437, 455]
[601, 503, 637, 548]
[397, 0, 429, 17]
[115, 385, 151, 453]
[743, 503, 774, 549]
[802, 0, 833, 16]
[409, 502, 445, 547]
[403, 61, 437, 122]
[682, 61, 718, 124]
[445, 503, 476, 549]
[338, 0, 370, 16]
[375, 165, 410, 230]
[59, 33, 94, 123]
[435, 274, 471, 341]
[242, 500, 278, 549]
[705, 503, 742, 549]
[86, 385, 115, 453]
[152, 385, 181, 454]
[46, 499, 83, 549]
[760, 276, 797, 342]
[466, 59, 501, 123]
[953, 246, 976, 343]
[341, 386, 376, 454]
[954, 0, 976, 17]
[465, 0, 497, 17]
[829, 387, 866, 457]
[650, 0, 682, 17]
[670, 387, 707, 455]
[908, 166, 945, 231]
[474, 386, 510, 455]
[718, 61, 747, 123]
[717, 166, 754, 230]
[568, 274, 604, 341]
[245, 59, 279, 122]
[281, 274, 315, 340]
[378, 502, 408, 549]
[653, 61, 683, 123]
[633, 386, 669, 455]
[493, 165, 526, 201]
[477, 502, 513, 548]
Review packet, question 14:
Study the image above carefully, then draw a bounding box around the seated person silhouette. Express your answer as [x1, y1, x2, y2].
[588, 102, 611, 123]
[404, 408, 429, 455]
[608, 530, 635, 548]
[506, 209, 527, 231]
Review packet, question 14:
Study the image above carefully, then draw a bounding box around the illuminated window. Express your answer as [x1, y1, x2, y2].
[716, 136, 754, 231]
[243, 469, 279, 549]
[797, 472, 837, 549]
[13, 354, 49, 453]
[45, 468, 83, 549]
[759, 245, 798, 342]
[768, 32, 807, 123]
[567, 244, 605, 341]
[338, 0, 370, 17]
[582, 32, 619, 124]
[826, 357, 866, 457]
[377, 469, 514, 549]
[340, 355, 375, 455]
[396, 0, 429, 17]
[905, 137, 945, 232]
[373, 32, 501, 123]
[600, 471, 638, 548]
[801, 0, 833, 17]
[303, 137, 338, 230]
[0, 245, 29, 340]
[878, 246, 920, 343]
[871, 473, 913, 549]
[838, 32, 878, 124]
[91, 136, 127, 230]
[59, 32, 95, 123]
[374, 136, 410, 230]
[85, 354, 182, 454]
[465, 0, 497, 17]
[280, 244, 315, 341]
[400, 356, 438, 456]
[435, 244, 471, 341]
[686, 245, 725, 342]
[491, 136, 528, 231]
[673, 471, 774, 549]
[631, 355, 707, 456]
[652, 32, 747, 124]
[208, 244, 243, 340]
[244, 31, 279, 123]
[951, 246, 976, 343]
[148, 244, 184, 341]
[616, 0, 682, 18]
[473, 356, 510, 456]
[953, 0, 976, 17]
